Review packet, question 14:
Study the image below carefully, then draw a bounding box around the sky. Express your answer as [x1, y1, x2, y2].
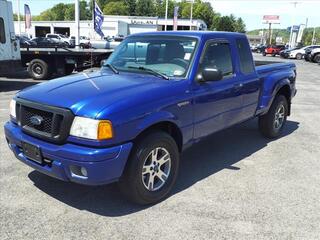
[10, 0, 320, 31]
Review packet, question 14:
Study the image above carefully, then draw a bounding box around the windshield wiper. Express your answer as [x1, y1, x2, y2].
[128, 66, 169, 80]
[104, 63, 119, 74]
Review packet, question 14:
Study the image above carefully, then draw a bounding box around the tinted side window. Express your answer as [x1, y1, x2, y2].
[202, 42, 233, 77]
[0, 18, 6, 44]
[236, 38, 254, 74]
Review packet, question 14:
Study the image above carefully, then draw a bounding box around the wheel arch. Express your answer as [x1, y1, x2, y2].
[134, 120, 183, 153]
[275, 84, 291, 115]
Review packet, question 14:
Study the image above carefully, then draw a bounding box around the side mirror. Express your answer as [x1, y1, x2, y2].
[100, 59, 107, 67]
[201, 68, 223, 82]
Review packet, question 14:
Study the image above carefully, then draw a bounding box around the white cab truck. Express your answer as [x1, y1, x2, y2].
[0, 0, 21, 76]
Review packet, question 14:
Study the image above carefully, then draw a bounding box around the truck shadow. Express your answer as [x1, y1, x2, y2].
[0, 79, 40, 92]
[28, 119, 299, 217]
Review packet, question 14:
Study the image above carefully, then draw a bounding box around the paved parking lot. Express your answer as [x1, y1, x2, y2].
[0, 54, 319, 240]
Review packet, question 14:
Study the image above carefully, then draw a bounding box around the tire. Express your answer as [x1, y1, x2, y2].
[262, 52, 266, 56]
[296, 53, 302, 60]
[313, 54, 320, 63]
[27, 59, 51, 80]
[65, 64, 75, 75]
[119, 131, 180, 205]
[259, 95, 288, 138]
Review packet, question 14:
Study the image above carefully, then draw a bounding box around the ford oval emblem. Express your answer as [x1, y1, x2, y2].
[30, 115, 43, 126]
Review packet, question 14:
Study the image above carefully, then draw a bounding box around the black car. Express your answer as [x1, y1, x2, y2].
[256, 44, 267, 53]
[31, 37, 68, 48]
[16, 35, 36, 48]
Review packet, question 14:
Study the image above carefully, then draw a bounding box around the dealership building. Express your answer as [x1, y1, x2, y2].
[14, 15, 207, 39]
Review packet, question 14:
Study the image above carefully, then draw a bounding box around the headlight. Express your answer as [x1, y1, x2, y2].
[10, 99, 16, 119]
[70, 116, 113, 140]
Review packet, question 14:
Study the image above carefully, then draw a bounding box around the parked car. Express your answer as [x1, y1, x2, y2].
[263, 44, 286, 56]
[46, 34, 74, 47]
[279, 47, 300, 59]
[16, 35, 36, 48]
[250, 44, 258, 52]
[287, 45, 320, 59]
[256, 44, 267, 53]
[308, 48, 320, 63]
[69, 36, 91, 48]
[31, 37, 68, 48]
[5, 31, 297, 204]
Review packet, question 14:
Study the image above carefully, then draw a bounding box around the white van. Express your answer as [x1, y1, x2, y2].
[0, 0, 21, 75]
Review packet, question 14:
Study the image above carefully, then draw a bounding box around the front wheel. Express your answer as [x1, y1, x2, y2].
[262, 52, 266, 56]
[119, 131, 180, 205]
[259, 95, 288, 138]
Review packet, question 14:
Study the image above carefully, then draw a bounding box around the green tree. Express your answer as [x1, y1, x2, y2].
[215, 16, 235, 32]
[156, 0, 175, 18]
[103, 1, 129, 15]
[125, 0, 136, 15]
[135, 0, 155, 16]
[235, 17, 246, 33]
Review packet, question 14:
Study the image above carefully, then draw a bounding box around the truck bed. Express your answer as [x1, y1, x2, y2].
[255, 60, 296, 76]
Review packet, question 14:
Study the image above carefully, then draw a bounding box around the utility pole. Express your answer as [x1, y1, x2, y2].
[269, 23, 272, 44]
[190, 0, 194, 31]
[17, 0, 21, 35]
[164, 0, 168, 31]
[75, 0, 80, 48]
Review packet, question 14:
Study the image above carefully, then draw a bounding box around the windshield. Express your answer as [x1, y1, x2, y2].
[105, 35, 198, 78]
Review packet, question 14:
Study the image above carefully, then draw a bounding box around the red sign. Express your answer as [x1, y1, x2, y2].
[263, 15, 280, 21]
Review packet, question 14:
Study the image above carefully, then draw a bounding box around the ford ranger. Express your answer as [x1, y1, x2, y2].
[4, 31, 297, 204]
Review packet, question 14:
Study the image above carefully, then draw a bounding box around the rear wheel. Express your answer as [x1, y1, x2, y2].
[119, 131, 180, 205]
[259, 95, 288, 138]
[27, 59, 51, 80]
[313, 54, 320, 63]
[296, 53, 302, 60]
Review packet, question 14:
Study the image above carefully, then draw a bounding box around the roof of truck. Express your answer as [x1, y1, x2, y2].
[130, 31, 246, 38]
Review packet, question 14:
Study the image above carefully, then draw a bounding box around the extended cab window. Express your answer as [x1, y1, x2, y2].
[201, 41, 233, 77]
[236, 38, 254, 74]
[0, 18, 6, 44]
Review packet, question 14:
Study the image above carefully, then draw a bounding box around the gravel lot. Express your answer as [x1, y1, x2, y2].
[0, 54, 319, 240]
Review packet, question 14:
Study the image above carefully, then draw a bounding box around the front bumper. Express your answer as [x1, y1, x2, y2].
[4, 121, 133, 185]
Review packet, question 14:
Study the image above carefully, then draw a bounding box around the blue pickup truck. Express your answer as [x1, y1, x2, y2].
[5, 31, 296, 204]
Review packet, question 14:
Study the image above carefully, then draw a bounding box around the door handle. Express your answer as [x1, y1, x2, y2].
[233, 83, 243, 91]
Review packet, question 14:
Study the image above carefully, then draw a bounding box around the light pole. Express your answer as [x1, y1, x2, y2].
[75, 0, 80, 48]
[164, 0, 168, 31]
[189, 0, 194, 31]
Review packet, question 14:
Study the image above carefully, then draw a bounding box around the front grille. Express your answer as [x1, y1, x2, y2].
[23, 106, 54, 134]
[16, 99, 74, 144]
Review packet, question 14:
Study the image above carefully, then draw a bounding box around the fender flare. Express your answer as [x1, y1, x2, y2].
[136, 111, 181, 135]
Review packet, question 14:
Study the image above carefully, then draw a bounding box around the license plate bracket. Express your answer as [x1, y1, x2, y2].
[21, 142, 43, 164]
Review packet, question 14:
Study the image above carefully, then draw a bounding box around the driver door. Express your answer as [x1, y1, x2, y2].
[192, 40, 244, 139]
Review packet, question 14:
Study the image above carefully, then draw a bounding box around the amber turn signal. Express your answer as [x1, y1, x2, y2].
[97, 120, 113, 140]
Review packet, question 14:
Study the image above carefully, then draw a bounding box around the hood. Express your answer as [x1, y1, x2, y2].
[17, 70, 169, 118]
